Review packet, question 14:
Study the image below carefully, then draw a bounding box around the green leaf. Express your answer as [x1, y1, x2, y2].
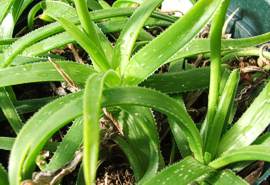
[0, 0, 15, 23]
[74, 0, 99, 38]
[204, 69, 240, 159]
[112, 0, 163, 72]
[27, 1, 43, 29]
[141, 67, 210, 94]
[53, 0, 113, 64]
[141, 156, 213, 185]
[169, 32, 270, 62]
[45, 117, 83, 171]
[0, 87, 23, 134]
[168, 116, 191, 158]
[209, 145, 270, 169]
[1, 6, 133, 67]
[8, 92, 84, 185]
[9, 86, 203, 184]
[218, 81, 270, 155]
[53, 17, 111, 71]
[123, 0, 227, 85]
[83, 71, 114, 184]
[201, 0, 230, 160]
[0, 163, 8, 185]
[0, 61, 95, 87]
[103, 87, 203, 162]
[22, 18, 167, 58]
[0, 137, 14, 150]
[116, 106, 160, 182]
[205, 170, 248, 185]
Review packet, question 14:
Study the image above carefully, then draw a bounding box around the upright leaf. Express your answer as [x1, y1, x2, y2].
[117, 106, 160, 182]
[0, 87, 23, 134]
[201, 0, 231, 160]
[0, 163, 8, 185]
[52, 17, 110, 71]
[218, 81, 270, 155]
[204, 69, 239, 159]
[123, 0, 226, 85]
[45, 118, 83, 171]
[112, 0, 163, 72]
[83, 71, 115, 184]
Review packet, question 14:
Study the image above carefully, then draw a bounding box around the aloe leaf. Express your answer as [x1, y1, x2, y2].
[0, 87, 23, 134]
[168, 115, 191, 158]
[254, 132, 270, 145]
[2, 4, 173, 67]
[9, 85, 203, 184]
[56, 0, 113, 63]
[112, 0, 163, 72]
[15, 97, 55, 115]
[169, 31, 270, 62]
[0, 61, 95, 87]
[167, 97, 191, 157]
[123, 0, 227, 85]
[83, 71, 115, 184]
[204, 69, 240, 160]
[45, 117, 83, 171]
[0, 163, 8, 185]
[0, 97, 54, 122]
[74, 0, 99, 39]
[117, 106, 160, 182]
[0, 137, 14, 150]
[141, 156, 213, 185]
[103, 87, 203, 162]
[27, 1, 44, 29]
[201, 0, 230, 159]
[141, 67, 210, 94]
[22, 18, 166, 58]
[209, 145, 270, 169]
[53, 17, 111, 71]
[0, 0, 15, 23]
[218, 81, 270, 155]
[8, 91, 84, 185]
[205, 170, 248, 185]
[114, 136, 144, 178]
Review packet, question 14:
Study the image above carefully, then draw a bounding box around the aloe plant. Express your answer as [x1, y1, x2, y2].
[0, 0, 269, 185]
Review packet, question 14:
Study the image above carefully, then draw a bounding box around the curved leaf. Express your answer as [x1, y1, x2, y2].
[45, 117, 83, 171]
[141, 156, 213, 185]
[116, 106, 160, 182]
[170, 32, 270, 62]
[8, 92, 84, 185]
[123, 0, 227, 85]
[0, 137, 14, 150]
[204, 70, 240, 159]
[0, 61, 95, 87]
[210, 145, 270, 169]
[205, 170, 248, 185]
[0, 163, 8, 185]
[0, 87, 23, 134]
[112, 0, 163, 72]
[83, 72, 109, 185]
[9, 86, 203, 184]
[103, 87, 203, 162]
[201, 0, 230, 160]
[218, 81, 270, 155]
[141, 67, 210, 93]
